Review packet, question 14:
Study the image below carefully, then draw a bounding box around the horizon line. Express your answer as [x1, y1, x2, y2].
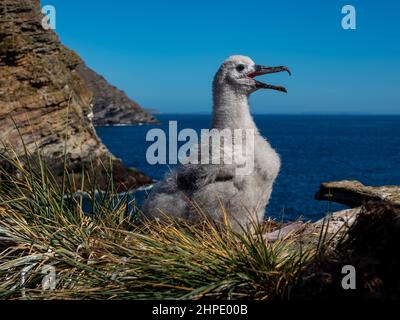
[151, 112, 400, 116]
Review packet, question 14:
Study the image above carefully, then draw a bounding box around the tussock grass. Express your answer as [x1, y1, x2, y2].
[0, 149, 315, 300]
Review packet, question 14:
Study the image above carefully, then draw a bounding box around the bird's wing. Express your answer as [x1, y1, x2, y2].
[176, 163, 236, 192]
[175, 128, 251, 192]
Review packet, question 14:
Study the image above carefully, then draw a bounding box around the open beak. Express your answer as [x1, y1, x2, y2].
[248, 65, 291, 93]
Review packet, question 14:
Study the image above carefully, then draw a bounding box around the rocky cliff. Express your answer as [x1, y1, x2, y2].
[75, 62, 158, 126]
[0, 0, 152, 190]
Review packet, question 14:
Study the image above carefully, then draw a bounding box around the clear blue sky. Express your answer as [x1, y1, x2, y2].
[42, 0, 400, 114]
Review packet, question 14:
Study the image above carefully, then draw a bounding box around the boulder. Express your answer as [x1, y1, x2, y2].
[315, 180, 400, 208]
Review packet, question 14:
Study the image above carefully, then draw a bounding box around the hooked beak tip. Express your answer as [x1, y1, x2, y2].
[251, 65, 291, 93]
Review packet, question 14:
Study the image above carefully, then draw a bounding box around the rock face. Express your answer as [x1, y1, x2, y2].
[298, 202, 400, 300]
[315, 180, 400, 208]
[75, 62, 158, 126]
[0, 0, 152, 191]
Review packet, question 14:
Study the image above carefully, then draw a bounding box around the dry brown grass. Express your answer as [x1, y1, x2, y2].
[0, 146, 316, 300]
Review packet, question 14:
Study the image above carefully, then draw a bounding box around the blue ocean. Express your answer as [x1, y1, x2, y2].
[96, 115, 400, 221]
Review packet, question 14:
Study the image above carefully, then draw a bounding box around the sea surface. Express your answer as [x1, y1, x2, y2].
[96, 114, 400, 221]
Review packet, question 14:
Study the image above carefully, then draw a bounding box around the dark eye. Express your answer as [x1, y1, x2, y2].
[236, 64, 245, 72]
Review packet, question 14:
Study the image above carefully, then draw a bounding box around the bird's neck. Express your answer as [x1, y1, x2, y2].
[211, 87, 257, 131]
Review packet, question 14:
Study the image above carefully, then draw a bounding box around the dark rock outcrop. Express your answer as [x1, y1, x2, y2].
[0, 0, 152, 191]
[294, 181, 400, 300]
[297, 202, 400, 300]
